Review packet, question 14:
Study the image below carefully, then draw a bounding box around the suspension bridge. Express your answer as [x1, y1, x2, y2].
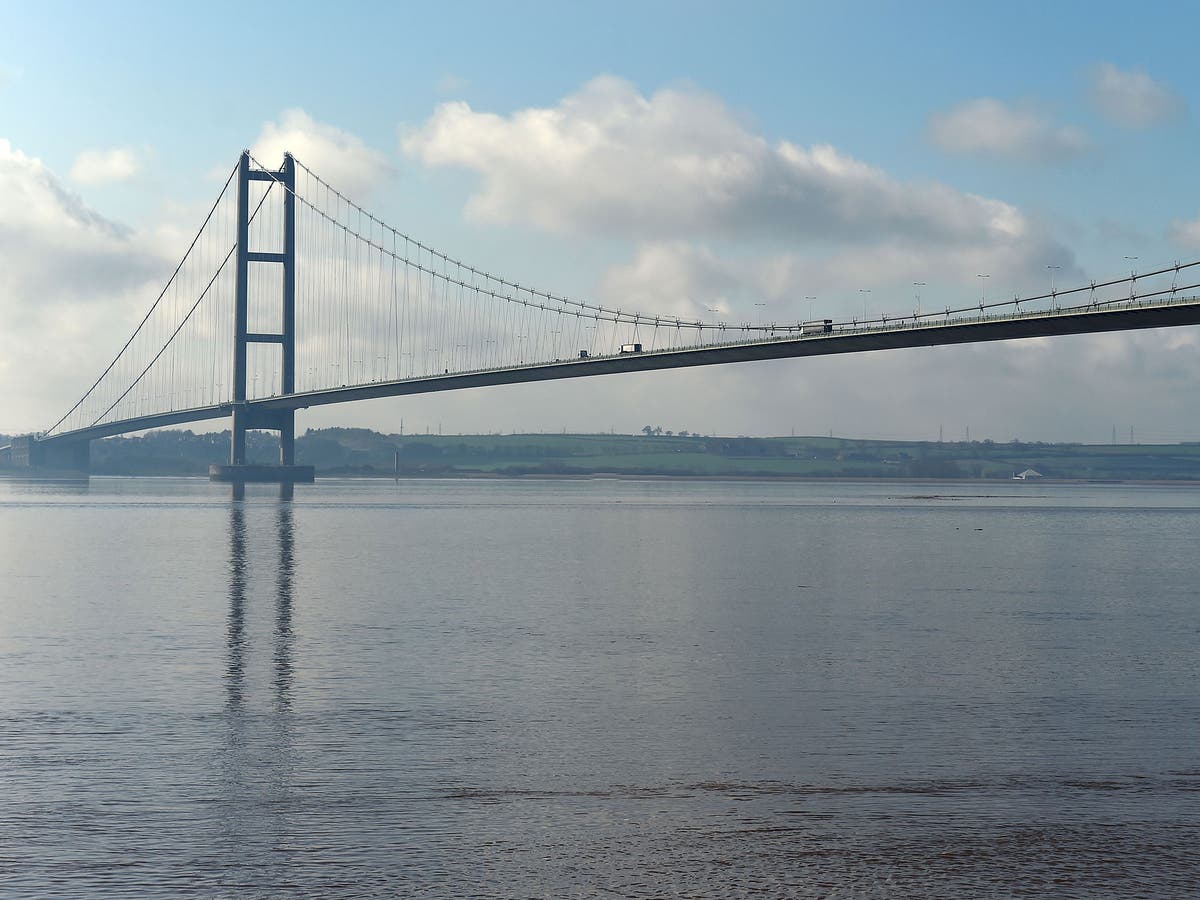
[7, 151, 1200, 482]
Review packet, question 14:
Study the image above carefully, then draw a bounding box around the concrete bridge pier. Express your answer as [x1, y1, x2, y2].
[209, 405, 314, 499]
[8, 435, 90, 474]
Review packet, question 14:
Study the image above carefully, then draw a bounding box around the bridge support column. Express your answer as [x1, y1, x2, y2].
[215, 151, 309, 494]
[280, 417, 295, 467]
[214, 406, 312, 487]
[231, 407, 248, 466]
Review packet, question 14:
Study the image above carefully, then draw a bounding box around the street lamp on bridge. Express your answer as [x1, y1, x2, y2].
[1047, 264, 1062, 301]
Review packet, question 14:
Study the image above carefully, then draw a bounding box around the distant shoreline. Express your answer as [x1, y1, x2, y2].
[8, 470, 1200, 487]
[7, 426, 1200, 482]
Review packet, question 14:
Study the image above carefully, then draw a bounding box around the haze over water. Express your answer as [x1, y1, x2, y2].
[1, 476, 1198, 896]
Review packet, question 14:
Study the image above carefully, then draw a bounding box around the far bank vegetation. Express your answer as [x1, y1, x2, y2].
[60, 427, 1200, 481]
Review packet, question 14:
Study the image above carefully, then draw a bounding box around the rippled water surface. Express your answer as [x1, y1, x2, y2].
[1, 476, 1198, 897]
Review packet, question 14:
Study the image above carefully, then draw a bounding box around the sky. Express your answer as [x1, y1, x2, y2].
[4, 0, 1200, 442]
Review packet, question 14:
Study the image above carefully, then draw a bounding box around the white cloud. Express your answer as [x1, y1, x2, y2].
[436, 74, 469, 95]
[598, 238, 1078, 332]
[928, 98, 1089, 162]
[251, 109, 393, 198]
[0, 139, 171, 430]
[402, 76, 1036, 248]
[600, 242, 750, 321]
[404, 75, 1077, 333]
[1087, 63, 1184, 129]
[1170, 214, 1200, 248]
[69, 147, 141, 184]
[0, 140, 161, 301]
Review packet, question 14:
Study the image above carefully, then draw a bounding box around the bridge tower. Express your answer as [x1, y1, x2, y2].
[209, 151, 313, 493]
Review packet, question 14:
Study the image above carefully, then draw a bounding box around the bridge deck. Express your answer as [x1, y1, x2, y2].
[39, 296, 1200, 446]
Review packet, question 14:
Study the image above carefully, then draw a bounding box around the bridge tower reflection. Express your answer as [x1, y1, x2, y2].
[220, 497, 299, 869]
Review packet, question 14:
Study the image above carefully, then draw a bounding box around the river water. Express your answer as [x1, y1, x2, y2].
[1, 476, 1197, 897]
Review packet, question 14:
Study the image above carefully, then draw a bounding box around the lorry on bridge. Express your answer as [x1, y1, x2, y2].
[800, 319, 833, 335]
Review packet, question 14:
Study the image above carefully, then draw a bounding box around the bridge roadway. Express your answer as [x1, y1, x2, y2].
[37, 295, 1200, 447]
